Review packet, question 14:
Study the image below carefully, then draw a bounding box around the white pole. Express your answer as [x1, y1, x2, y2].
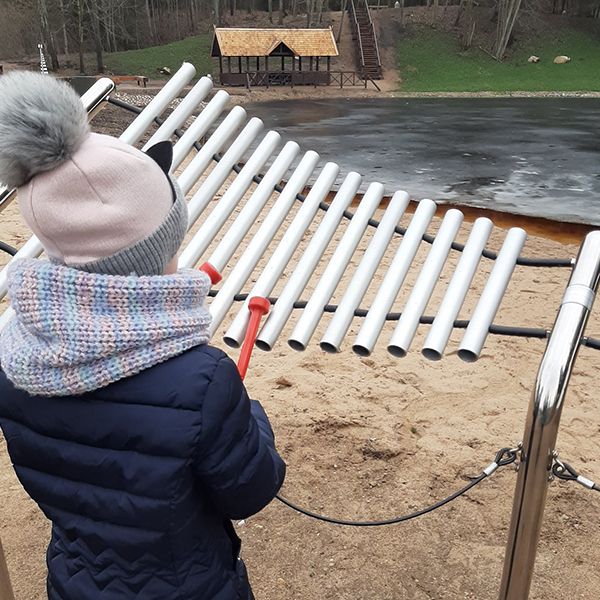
[288, 182, 385, 351]
[458, 227, 527, 362]
[0, 237, 44, 300]
[142, 76, 214, 150]
[186, 117, 264, 226]
[177, 106, 247, 196]
[206, 141, 301, 272]
[352, 199, 437, 357]
[208, 151, 319, 335]
[422, 217, 493, 361]
[171, 90, 230, 171]
[223, 162, 340, 348]
[0, 307, 15, 333]
[178, 131, 281, 269]
[120, 62, 196, 145]
[387, 208, 463, 358]
[320, 190, 410, 354]
[256, 171, 362, 352]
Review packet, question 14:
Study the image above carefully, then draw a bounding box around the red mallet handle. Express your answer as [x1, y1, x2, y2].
[238, 297, 270, 380]
[199, 262, 222, 285]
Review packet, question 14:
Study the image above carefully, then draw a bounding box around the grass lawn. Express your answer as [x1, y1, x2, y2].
[104, 34, 214, 79]
[397, 27, 600, 92]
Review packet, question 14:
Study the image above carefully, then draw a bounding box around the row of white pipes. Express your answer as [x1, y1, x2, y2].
[0, 62, 528, 361]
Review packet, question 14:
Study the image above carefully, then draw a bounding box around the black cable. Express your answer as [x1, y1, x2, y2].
[207, 289, 600, 347]
[0, 241, 17, 256]
[105, 96, 574, 268]
[276, 478, 484, 527]
[275, 447, 517, 527]
[552, 459, 600, 492]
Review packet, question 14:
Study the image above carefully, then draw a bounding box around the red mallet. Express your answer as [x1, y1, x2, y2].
[237, 297, 270, 380]
[199, 262, 222, 285]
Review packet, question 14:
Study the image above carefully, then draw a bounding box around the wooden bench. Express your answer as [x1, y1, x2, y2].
[110, 75, 148, 88]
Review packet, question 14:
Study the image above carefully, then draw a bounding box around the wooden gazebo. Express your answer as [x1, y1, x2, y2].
[211, 27, 339, 87]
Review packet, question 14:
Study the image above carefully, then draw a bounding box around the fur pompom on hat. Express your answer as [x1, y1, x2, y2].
[0, 71, 89, 189]
[0, 71, 188, 276]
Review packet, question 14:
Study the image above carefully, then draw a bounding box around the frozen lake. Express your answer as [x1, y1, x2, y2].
[245, 97, 600, 225]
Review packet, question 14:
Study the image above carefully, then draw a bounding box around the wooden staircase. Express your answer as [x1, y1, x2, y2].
[348, 0, 383, 80]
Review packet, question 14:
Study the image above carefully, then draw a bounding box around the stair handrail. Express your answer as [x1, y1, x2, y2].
[363, 0, 382, 68]
[349, 0, 366, 71]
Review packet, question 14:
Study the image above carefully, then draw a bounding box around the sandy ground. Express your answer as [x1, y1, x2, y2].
[1, 101, 600, 600]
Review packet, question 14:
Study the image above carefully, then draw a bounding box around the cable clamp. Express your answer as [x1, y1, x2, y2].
[481, 445, 521, 477]
[552, 456, 598, 491]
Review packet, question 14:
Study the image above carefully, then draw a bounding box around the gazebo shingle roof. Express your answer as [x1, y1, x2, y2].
[212, 27, 339, 57]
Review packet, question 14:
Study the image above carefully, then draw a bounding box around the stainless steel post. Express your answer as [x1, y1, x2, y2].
[0, 537, 15, 600]
[499, 231, 600, 600]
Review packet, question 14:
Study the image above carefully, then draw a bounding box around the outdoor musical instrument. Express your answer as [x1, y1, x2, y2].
[1, 63, 599, 600]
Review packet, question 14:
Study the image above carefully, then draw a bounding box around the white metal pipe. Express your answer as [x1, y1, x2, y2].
[186, 117, 263, 226]
[204, 141, 300, 273]
[178, 131, 281, 269]
[0, 307, 15, 333]
[320, 190, 410, 354]
[142, 76, 213, 150]
[387, 209, 464, 358]
[288, 182, 385, 351]
[0, 236, 45, 300]
[458, 227, 527, 362]
[352, 199, 437, 357]
[422, 217, 493, 361]
[80, 77, 116, 121]
[119, 62, 196, 145]
[223, 162, 340, 348]
[256, 171, 362, 352]
[177, 106, 247, 196]
[171, 90, 230, 171]
[208, 151, 320, 335]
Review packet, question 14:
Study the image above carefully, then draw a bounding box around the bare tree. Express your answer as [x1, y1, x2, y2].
[38, 0, 60, 70]
[494, 0, 523, 59]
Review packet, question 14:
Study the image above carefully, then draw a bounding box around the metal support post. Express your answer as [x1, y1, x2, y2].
[0, 537, 15, 600]
[499, 231, 600, 599]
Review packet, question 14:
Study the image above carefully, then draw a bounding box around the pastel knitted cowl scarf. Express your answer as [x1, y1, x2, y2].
[0, 259, 212, 397]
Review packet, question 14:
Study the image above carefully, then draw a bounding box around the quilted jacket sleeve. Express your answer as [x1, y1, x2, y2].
[193, 354, 286, 520]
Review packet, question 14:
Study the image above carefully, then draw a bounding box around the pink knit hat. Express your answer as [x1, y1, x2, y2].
[0, 71, 188, 276]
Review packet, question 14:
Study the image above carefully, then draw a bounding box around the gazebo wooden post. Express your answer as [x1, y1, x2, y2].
[219, 56, 223, 75]
[265, 56, 269, 88]
[0, 538, 15, 600]
[227, 57, 231, 72]
[238, 56, 242, 72]
[309, 56, 313, 71]
[246, 56, 250, 72]
[316, 56, 320, 71]
[298, 57, 302, 71]
[327, 56, 331, 72]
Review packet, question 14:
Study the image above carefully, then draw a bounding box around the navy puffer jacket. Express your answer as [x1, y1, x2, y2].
[0, 344, 286, 599]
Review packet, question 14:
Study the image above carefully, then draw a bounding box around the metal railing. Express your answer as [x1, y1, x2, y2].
[349, 0, 366, 71]
[499, 230, 600, 599]
[363, 0, 383, 69]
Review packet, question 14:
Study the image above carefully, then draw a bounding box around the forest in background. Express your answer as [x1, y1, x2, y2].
[0, 0, 598, 75]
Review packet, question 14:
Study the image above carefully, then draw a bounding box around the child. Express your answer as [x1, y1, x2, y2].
[0, 72, 286, 600]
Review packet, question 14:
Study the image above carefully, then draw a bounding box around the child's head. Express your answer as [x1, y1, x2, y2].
[0, 71, 188, 276]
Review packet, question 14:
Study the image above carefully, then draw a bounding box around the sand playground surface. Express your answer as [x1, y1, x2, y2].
[1, 100, 600, 600]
